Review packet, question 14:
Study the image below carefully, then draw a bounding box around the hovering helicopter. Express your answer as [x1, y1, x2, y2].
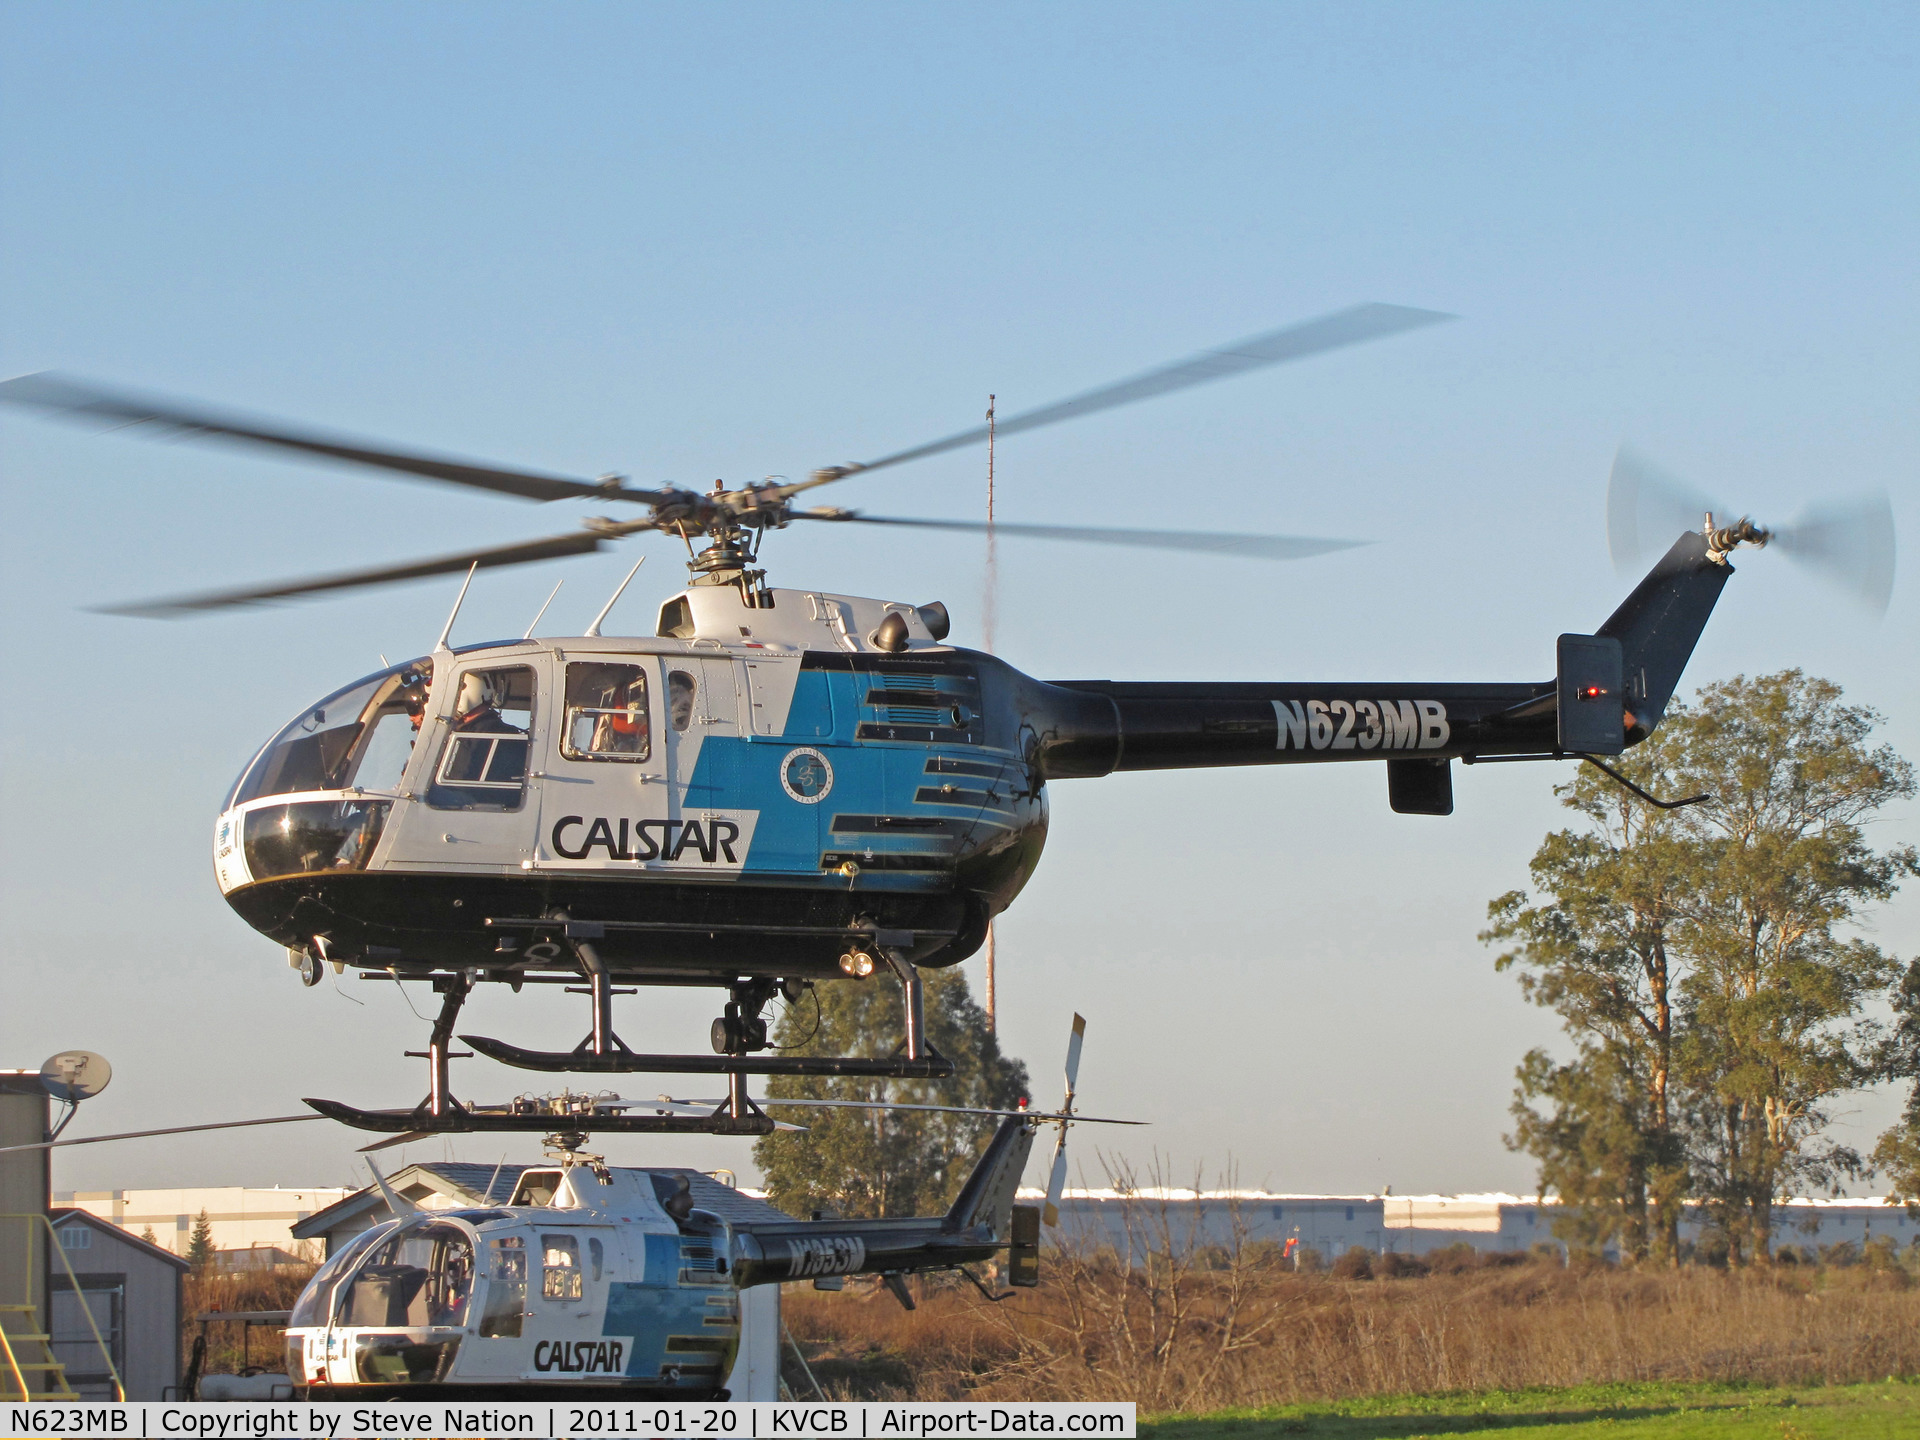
[3, 1021, 1124, 1400]
[2, 303, 1884, 1134]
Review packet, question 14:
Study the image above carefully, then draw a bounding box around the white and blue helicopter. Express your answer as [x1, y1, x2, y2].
[1, 307, 1886, 1135]
[3, 1022, 1124, 1401]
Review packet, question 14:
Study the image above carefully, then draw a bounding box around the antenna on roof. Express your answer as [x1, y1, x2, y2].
[435, 563, 479, 652]
[523, 580, 564, 639]
[584, 557, 646, 638]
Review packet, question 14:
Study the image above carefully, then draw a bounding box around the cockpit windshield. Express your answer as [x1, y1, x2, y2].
[229, 659, 434, 809]
[288, 1220, 398, 1329]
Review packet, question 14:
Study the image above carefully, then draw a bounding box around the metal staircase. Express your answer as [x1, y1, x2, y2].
[0, 1214, 121, 1401]
[0, 1304, 77, 1401]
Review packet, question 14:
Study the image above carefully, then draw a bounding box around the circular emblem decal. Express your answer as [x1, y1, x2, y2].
[781, 747, 834, 804]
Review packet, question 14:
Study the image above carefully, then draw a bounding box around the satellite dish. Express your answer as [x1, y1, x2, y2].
[40, 1051, 112, 1103]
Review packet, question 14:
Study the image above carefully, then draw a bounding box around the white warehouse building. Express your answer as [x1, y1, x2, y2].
[1040, 1189, 1920, 1258]
[56, 1186, 352, 1265]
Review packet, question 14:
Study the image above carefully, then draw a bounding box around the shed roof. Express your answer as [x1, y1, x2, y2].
[51, 1208, 192, 1271]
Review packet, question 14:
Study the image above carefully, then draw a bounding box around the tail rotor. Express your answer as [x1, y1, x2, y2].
[1042, 1013, 1087, 1227]
[1608, 445, 1896, 615]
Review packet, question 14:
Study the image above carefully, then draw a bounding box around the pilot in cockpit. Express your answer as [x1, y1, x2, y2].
[452, 673, 522, 735]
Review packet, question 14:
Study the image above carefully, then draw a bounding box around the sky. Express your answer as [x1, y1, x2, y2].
[1, 2, 1916, 1201]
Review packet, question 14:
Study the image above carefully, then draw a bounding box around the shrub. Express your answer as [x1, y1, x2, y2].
[1375, 1251, 1428, 1279]
[1331, 1247, 1374, 1280]
[1425, 1243, 1481, 1275]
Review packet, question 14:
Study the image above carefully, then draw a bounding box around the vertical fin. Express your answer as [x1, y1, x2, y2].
[1596, 530, 1734, 736]
[943, 1115, 1037, 1237]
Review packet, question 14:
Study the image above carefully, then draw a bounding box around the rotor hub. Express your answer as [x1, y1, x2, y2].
[1704, 513, 1771, 564]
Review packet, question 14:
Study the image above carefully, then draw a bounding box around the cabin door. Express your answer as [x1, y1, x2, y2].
[381, 659, 543, 870]
[658, 655, 756, 877]
[533, 655, 672, 870]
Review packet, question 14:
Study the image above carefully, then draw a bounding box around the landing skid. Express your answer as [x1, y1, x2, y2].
[344, 921, 955, 1138]
[460, 1034, 955, 1078]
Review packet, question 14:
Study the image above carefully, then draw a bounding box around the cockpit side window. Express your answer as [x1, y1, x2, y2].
[561, 662, 651, 762]
[428, 665, 535, 812]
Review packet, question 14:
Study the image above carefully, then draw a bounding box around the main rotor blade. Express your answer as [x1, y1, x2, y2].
[788, 302, 1452, 494]
[792, 509, 1366, 562]
[1774, 493, 1897, 614]
[0, 372, 669, 505]
[0, 1113, 322, 1155]
[96, 522, 655, 616]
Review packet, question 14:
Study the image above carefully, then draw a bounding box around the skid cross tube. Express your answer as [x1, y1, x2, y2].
[400, 974, 473, 1118]
[570, 923, 623, 1058]
[885, 951, 936, 1062]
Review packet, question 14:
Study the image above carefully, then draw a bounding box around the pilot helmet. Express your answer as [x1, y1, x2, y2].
[455, 672, 497, 718]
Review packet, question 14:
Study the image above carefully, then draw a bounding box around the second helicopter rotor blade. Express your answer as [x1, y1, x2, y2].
[96, 522, 657, 616]
[0, 1113, 323, 1155]
[792, 509, 1366, 562]
[787, 302, 1452, 494]
[0, 372, 669, 505]
[683, 1096, 1140, 1124]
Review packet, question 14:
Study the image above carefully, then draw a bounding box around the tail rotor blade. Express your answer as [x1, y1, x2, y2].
[1608, 446, 1723, 573]
[1773, 492, 1897, 615]
[1043, 1137, 1071, 1228]
[1063, 1013, 1086, 1111]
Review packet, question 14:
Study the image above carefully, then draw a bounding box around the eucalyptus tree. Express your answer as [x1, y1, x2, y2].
[754, 966, 1029, 1220]
[1490, 671, 1915, 1264]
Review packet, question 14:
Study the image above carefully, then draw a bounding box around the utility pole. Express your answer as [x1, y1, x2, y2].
[983, 394, 997, 1033]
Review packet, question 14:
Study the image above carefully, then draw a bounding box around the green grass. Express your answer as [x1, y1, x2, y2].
[1141, 1378, 1920, 1439]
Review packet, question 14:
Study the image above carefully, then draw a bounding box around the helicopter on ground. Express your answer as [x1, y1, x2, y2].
[0, 304, 1888, 1135]
[4, 1022, 1122, 1400]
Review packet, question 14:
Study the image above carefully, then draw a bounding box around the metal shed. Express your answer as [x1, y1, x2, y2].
[48, 1209, 189, 1400]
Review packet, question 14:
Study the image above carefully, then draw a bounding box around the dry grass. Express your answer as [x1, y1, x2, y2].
[782, 1254, 1920, 1409]
[183, 1266, 315, 1378]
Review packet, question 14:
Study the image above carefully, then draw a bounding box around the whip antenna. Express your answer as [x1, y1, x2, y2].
[434, 562, 479, 652]
[523, 579, 564, 638]
[585, 557, 646, 637]
[984, 393, 998, 1032]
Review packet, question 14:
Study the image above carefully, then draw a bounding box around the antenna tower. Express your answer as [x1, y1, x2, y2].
[983, 394, 997, 1032]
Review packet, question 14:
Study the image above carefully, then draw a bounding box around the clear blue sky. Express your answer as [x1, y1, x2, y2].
[2, 2, 1915, 1197]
